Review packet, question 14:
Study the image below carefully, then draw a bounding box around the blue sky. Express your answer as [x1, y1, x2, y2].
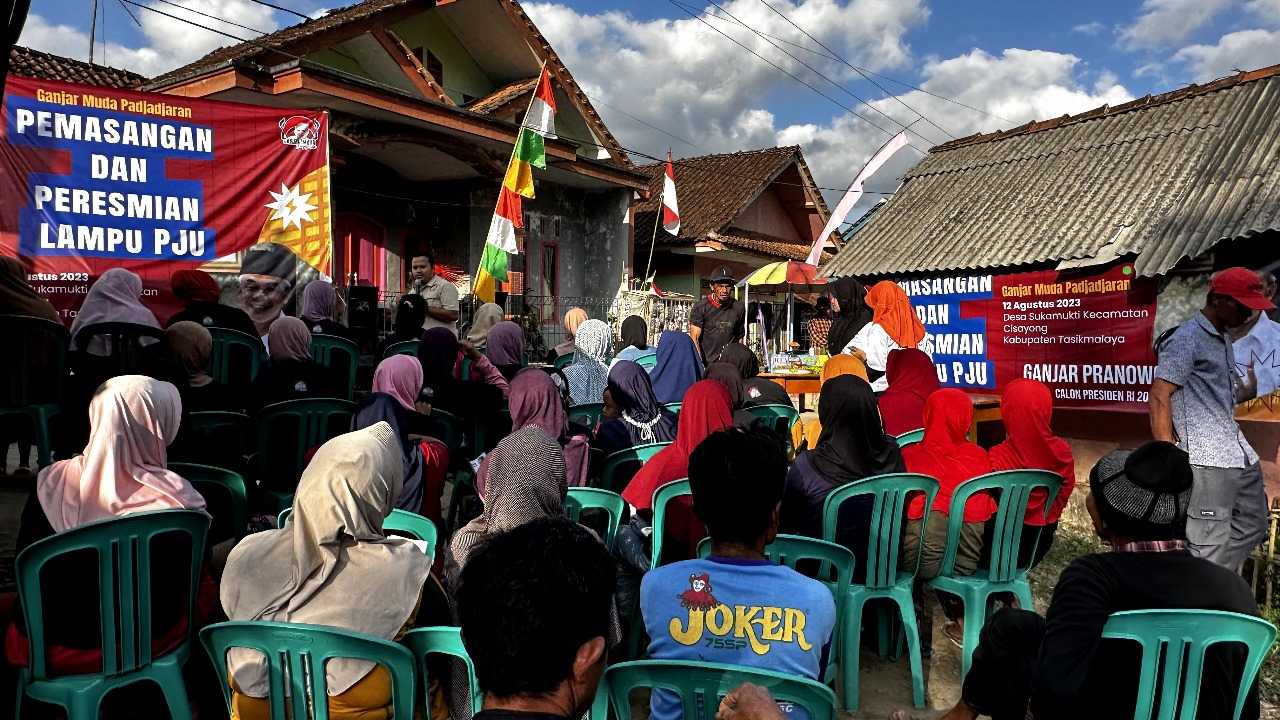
[19, 0, 1280, 202]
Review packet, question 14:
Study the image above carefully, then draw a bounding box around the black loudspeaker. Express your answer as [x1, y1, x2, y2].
[346, 285, 379, 330]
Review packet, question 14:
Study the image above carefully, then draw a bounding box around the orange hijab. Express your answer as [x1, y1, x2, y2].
[866, 280, 925, 348]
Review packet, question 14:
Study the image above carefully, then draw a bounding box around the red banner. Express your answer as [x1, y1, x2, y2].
[902, 262, 1157, 409]
[0, 76, 331, 323]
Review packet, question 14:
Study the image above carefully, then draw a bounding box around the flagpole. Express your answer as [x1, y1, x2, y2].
[641, 147, 669, 289]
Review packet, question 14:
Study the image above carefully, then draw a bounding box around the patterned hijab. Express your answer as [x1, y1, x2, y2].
[564, 319, 612, 406]
[449, 426, 566, 574]
[221, 423, 431, 696]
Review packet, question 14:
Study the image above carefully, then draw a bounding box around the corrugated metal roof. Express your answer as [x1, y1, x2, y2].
[824, 65, 1280, 278]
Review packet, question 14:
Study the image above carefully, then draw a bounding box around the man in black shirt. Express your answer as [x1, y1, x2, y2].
[689, 265, 746, 363]
[456, 517, 616, 720]
[914, 441, 1261, 720]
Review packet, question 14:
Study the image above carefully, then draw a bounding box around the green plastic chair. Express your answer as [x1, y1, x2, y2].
[663, 401, 683, 416]
[598, 442, 669, 493]
[0, 315, 67, 467]
[402, 627, 481, 719]
[13, 509, 210, 720]
[279, 508, 438, 563]
[254, 398, 355, 510]
[649, 479, 691, 569]
[474, 408, 512, 455]
[172, 462, 248, 543]
[208, 327, 263, 387]
[383, 339, 419, 358]
[894, 428, 924, 447]
[591, 659, 838, 720]
[746, 403, 800, 434]
[1101, 609, 1277, 720]
[310, 333, 360, 400]
[636, 354, 658, 371]
[927, 469, 1062, 679]
[425, 408, 468, 453]
[201, 621, 416, 720]
[171, 411, 252, 467]
[554, 351, 576, 370]
[566, 487, 626, 545]
[568, 402, 605, 429]
[822, 472, 938, 711]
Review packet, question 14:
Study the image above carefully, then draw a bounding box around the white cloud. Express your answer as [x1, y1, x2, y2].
[1170, 29, 1280, 81]
[1119, 0, 1233, 49]
[1072, 21, 1107, 36]
[18, 1, 278, 78]
[1245, 0, 1280, 25]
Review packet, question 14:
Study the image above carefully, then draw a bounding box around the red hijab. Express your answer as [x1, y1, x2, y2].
[878, 348, 941, 436]
[623, 380, 733, 510]
[902, 389, 994, 521]
[987, 379, 1075, 525]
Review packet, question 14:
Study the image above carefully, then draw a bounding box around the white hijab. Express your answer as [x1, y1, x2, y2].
[36, 375, 205, 532]
[220, 422, 432, 696]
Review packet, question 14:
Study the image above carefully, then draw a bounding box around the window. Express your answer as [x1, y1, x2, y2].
[426, 50, 444, 86]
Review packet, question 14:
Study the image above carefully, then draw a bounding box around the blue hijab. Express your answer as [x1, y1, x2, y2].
[351, 392, 425, 512]
[650, 330, 703, 404]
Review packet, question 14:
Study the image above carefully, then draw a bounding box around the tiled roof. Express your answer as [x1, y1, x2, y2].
[634, 146, 801, 245]
[716, 227, 830, 262]
[467, 77, 537, 115]
[9, 46, 146, 88]
[825, 64, 1280, 278]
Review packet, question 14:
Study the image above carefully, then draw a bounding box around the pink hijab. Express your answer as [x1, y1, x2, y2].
[373, 354, 423, 411]
[36, 375, 205, 533]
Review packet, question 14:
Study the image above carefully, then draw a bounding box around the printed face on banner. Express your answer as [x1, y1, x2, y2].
[0, 77, 332, 324]
[900, 263, 1158, 409]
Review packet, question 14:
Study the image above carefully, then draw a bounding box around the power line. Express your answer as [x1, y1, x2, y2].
[151, 0, 274, 37]
[242, 0, 311, 22]
[118, 0, 902, 198]
[664, 0, 928, 155]
[590, 97, 701, 151]
[682, 0, 1015, 125]
[754, 0, 956, 140]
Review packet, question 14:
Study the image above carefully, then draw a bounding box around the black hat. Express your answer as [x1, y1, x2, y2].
[1088, 441, 1193, 541]
[241, 243, 298, 282]
[709, 266, 735, 284]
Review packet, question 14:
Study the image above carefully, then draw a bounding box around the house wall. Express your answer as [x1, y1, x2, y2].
[390, 12, 493, 104]
[306, 48, 368, 77]
[734, 187, 804, 242]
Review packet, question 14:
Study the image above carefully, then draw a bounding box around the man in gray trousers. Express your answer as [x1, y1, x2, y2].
[1150, 267, 1272, 571]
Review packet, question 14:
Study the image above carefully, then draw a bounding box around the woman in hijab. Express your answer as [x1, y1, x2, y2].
[485, 320, 525, 380]
[781, 375, 904, 578]
[0, 256, 58, 322]
[250, 317, 338, 408]
[9, 376, 212, 675]
[704, 362, 759, 430]
[416, 327, 508, 417]
[377, 294, 427, 357]
[720, 343, 788, 408]
[300, 280, 356, 341]
[878, 348, 941, 436]
[987, 378, 1075, 567]
[563, 318, 612, 406]
[595, 360, 677, 457]
[792, 354, 869, 453]
[547, 307, 589, 363]
[165, 320, 245, 413]
[0, 257, 59, 474]
[371, 354, 450, 525]
[649, 330, 702, 405]
[901, 389, 994, 644]
[70, 268, 160, 356]
[465, 303, 504, 352]
[612, 315, 656, 367]
[167, 269, 257, 337]
[621, 380, 733, 559]
[221, 423, 435, 720]
[478, 369, 590, 496]
[352, 394, 425, 514]
[846, 280, 930, 390]
[825, 277, 873, 357]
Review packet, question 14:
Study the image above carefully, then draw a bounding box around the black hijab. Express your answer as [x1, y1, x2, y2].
[717, 343, 760, 378]
[352, 392, 425, 512]
[826, 277, 873, 355]
[808, 375, 902, 482]
[620, 315, 648, 351]
[705, 362, 744, 408]
[606, 360, 676, 446]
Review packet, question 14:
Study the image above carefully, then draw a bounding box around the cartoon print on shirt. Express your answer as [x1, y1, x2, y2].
[679, 572, 718, 610]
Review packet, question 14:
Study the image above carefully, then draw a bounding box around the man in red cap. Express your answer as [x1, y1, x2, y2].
[1150, 266, 1275, 570]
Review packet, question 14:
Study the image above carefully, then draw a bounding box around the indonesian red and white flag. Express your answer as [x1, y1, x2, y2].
[661, 150, 680, 235]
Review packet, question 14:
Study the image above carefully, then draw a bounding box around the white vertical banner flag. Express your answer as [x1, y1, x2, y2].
[806, 131, 909, 266]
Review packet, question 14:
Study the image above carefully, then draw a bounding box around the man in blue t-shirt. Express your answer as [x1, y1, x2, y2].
[640, 428, 837, 720]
